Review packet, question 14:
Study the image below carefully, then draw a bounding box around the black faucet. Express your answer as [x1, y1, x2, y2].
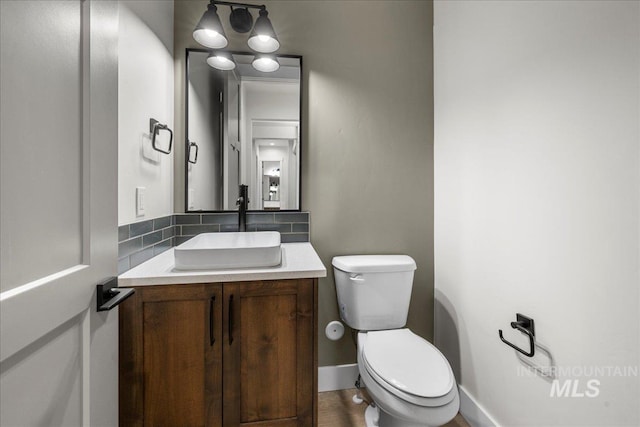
[236, 184, 249, 232]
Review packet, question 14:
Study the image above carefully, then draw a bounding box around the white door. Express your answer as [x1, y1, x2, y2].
[0, 1, 119, 426]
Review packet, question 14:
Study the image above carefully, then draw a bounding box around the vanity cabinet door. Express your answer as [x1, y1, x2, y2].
[120, 284, 223, 427]
[222, 279, 317, 427]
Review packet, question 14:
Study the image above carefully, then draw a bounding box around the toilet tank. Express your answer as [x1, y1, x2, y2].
[332, 255, 417, 331]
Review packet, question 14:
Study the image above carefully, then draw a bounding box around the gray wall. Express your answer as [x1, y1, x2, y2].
[174, 0, 434, 366]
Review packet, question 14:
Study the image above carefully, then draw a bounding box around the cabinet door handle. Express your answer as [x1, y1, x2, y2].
[228, 294, 234, 345]
[209, 296, 216, 346]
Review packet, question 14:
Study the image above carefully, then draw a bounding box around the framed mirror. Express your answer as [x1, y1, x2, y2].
[185, 49, 302, 212]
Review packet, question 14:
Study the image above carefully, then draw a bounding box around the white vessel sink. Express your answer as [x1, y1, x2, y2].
[174, 232, 281, 270]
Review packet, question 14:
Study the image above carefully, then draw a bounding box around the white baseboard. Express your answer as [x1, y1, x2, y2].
[458, 385, 499, 427]
[318, 364, 360, 392]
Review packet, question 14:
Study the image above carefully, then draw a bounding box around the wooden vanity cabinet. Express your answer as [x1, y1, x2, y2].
[119, 279, 318, 427]
[119, 283, 223, 427]
[223, 280, 316, 427]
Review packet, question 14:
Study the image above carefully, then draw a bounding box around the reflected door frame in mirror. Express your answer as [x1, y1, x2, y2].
[185, 49, 302, 212]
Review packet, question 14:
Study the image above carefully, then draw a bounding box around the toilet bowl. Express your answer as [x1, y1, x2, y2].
[332, 255, 459, 427]
[357, 329, 459, 427]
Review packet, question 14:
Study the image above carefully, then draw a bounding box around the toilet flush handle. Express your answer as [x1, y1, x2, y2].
[349, 274, 365, 282]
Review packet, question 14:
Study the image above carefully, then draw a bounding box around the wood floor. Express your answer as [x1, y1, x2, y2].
[318, 389, 470, 427]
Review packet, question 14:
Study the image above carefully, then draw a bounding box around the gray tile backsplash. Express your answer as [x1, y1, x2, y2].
[162, 227, 175, 240]
[118, 225, 130, 241]
[275, 213, 309, 223]
[175, 212, 310, 242]
[180, 224, 220, 235]
[250, 223, 292, 233]
[175, 214, 201, 225]
[202, 213, 237, 224]
[118, 236, 142, 258]
[130, 246, 155, 268]
[118, 212, 310, 274]
[118, 215, 175, 274]
[153, 216, 172, 230]
[292, 223, 309, 233]
[130, 219, 153, 237]
[142, 230, 163, 246]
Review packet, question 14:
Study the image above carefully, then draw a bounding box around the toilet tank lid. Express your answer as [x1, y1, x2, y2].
[332, 255, 416, 273]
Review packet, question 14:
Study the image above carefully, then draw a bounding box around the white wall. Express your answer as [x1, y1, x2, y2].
[118, 0, 174, 225]
[434, 1, 639, 425]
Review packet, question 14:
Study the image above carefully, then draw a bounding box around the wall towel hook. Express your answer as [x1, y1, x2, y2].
[150, 118, 173, 154]
[498, 313, 536, 357]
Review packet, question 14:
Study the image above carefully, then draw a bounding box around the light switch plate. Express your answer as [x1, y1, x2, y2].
[136, 187, 146, 217]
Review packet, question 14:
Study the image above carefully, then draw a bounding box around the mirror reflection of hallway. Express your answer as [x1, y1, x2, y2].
[251, 119, 299, 210]
[261, 160, 281, 210]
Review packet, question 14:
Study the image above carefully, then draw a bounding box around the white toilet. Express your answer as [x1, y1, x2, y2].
[332, 255, 460, 427]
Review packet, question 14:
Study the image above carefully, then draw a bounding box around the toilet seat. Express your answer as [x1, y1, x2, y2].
[361, 329, 457, 407]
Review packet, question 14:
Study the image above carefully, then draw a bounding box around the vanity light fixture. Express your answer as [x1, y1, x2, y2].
[207, 51, 236, 70]
[193, 3, 228, 49]
[252, 54, 280, 72]
[194, 0, 281, 72]
[247, 8, 280, 53]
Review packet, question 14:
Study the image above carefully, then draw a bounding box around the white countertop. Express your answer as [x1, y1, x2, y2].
[118, 242, 327, 287]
